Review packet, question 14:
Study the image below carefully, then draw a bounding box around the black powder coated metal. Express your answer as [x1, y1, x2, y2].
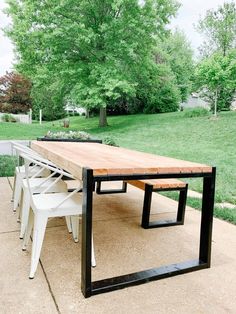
[141, 184, 188, 229]
[81, 167, 216, 298]
[96, 181, 127, 194]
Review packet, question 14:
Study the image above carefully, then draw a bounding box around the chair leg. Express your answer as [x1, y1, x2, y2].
[29, 213, 48, 279]
[19, 191, 30, 239]
[70, 215, 79, 242]
[13, 175, 22, 211]
[65, 216, 72, 233]
[22, 208, 34, 250]
[11, 173, 16, 202]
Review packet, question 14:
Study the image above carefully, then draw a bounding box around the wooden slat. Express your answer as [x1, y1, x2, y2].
[126, 179, 187, 190]
[31, 141, 212, 179]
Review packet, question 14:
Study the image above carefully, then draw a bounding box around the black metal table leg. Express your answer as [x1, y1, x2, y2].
[81, 168, 94, 298]
[81, 170, 216, 298]
[199, 167, 216, 266]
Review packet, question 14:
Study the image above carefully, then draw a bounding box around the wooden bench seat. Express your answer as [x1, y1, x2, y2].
[126, 179, 188, 229]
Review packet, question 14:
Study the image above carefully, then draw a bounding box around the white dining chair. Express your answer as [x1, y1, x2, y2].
[11, 142, 50, 212]
[11, 142, 73, 237]
[21, 153, 96, 279]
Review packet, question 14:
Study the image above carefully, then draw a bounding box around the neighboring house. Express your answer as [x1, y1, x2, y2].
[64, 105, 86, 115]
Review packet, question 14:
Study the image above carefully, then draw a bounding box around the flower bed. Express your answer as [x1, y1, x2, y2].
[37, 131, 102, 143]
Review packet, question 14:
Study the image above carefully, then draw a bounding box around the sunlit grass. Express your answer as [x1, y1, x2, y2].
[0, 110, 236, 223]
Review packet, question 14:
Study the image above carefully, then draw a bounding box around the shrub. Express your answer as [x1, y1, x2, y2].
[1, 113, 18, 122]
[184, 107, 209, 118]
[103, 136, 118, 146]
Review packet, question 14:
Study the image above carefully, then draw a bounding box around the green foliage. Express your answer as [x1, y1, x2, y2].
[0, 155, 16, 177]
[195, 50, 236, 112]
[197, 1, 236, 57]
[102, 136, 118, 146]
[4, 0, 179, 125]
[158, 30, 194, 102]
[1, 113, 18, 122]
[135, 62, 181, 114]
[184, 108, 209, 118]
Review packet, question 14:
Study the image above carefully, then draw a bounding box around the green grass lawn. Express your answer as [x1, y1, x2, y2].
[0, 110, 236, 223]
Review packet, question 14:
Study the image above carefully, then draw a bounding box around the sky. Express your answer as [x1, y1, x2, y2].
[0, 0, 229, 76]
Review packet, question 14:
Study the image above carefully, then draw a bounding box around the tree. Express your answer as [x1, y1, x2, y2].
[0, 72, 31, 114]
[5, 0, 179, 126]
[197, 2, 236, 57]
[157, 30, 194, 102]
[195, 50, 236, 115]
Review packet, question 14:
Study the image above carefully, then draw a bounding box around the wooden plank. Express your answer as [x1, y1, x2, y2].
[126, 179, 187, 190]
[31, 141, 212, 179]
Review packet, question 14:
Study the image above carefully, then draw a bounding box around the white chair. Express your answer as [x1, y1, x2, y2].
[11, 143, 73, 237]
[11, 142, 50, 211]
[21, 153, 96, 279]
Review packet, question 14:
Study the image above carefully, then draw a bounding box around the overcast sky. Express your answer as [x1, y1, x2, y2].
[0, 0, 229, 76]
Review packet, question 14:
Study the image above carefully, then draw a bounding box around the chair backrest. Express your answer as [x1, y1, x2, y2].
[21, 152, 81, 210]
[12, 142, 60, 176]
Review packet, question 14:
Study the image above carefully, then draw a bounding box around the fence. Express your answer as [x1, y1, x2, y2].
[0, 112, 32, 124]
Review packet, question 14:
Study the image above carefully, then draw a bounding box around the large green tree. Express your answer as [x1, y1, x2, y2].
[158, 30, 194, 102]
[5, 0, 178, 126]
[197, 2, 236, 57]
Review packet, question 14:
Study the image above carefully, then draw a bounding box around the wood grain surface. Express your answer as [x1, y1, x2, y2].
[31, 141, 212, 179]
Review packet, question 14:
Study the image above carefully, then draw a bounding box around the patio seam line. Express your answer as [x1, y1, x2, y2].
[38, 258, 61, 314]
[0, 224, 68, 235]
[0, 230, 20, 235]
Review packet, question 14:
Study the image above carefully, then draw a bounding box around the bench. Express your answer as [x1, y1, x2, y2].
[126, 179, 188, 229]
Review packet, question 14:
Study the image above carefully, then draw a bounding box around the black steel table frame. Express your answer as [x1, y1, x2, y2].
[81, 168, 216, 298]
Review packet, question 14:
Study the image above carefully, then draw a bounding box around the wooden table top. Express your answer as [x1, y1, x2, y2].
[31, 141, 212, 179]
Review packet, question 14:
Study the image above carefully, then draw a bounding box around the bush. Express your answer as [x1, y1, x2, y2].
[103, 136, 118, 146]
[184, 107, 209, 118]
[1, 113, 18, 122]
[0, 102, 30, 114]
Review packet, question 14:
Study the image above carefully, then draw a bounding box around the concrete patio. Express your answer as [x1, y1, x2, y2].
[1, 177, 236, 314]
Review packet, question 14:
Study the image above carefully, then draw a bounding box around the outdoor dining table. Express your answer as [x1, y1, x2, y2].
[31, 141, 216, 298]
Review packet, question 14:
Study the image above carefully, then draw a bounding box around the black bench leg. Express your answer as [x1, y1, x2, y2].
[176, 184, 188, 224]
[141, 184, 188, 229]
[141, 185, 153, 229]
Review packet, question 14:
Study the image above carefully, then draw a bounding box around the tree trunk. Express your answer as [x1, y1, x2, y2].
[99, 107, 108, 127]
[214, 88, 218, 117]
[86, 108, 90, 119]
